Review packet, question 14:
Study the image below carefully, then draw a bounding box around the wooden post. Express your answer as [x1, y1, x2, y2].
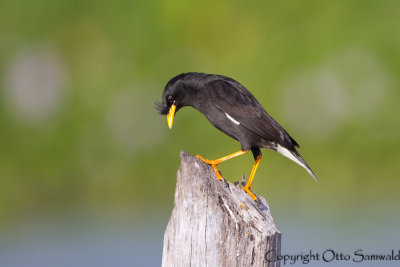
[162, 151, 281, 267]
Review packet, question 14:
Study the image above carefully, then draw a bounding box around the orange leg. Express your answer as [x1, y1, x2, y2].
[242, 154, 262, 201]
[196, 150, 249, 180]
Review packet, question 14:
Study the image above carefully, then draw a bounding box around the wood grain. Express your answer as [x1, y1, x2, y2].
[162, 151, 281, 267]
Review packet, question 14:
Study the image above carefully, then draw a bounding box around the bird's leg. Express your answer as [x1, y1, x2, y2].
[242, 154, 262, 201]
[196, 150, 249, 180]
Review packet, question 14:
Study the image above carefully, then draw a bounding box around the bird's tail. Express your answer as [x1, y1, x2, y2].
[275, 145, 318, 182]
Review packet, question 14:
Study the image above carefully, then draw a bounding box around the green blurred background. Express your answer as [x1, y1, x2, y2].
[1, 0, 399, 266]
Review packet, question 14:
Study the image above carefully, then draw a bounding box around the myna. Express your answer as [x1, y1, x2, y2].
[157, 72, 317, 201]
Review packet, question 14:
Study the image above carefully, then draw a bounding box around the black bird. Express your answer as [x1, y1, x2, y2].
[157, 72, 317, 201]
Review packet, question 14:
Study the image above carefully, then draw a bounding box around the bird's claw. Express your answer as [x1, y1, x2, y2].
[211, 165, 223, 180]
[242, 185, 258, 201]
[196, 154, 213, 165]
[196, 155, 223, 180]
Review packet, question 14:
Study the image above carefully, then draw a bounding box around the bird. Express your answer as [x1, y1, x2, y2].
[156, 72, 317, 201]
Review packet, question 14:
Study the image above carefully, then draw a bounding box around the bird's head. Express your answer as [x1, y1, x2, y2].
[156, 73, 191, 129]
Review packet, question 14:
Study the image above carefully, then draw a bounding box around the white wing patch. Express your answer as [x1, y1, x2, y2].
[225, 113, 240, 125]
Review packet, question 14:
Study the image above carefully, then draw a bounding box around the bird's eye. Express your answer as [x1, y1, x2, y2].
[167, 95, 174, 103]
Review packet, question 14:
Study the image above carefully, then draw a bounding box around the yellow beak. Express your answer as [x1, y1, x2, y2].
[167, 104, 176, 129]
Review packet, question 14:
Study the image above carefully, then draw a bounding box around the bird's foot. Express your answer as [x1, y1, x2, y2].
[211, 165, 223, 180]
[196, 154, 223, 180]
[242, 185, 258, 201]
[195, 154, 215, 165]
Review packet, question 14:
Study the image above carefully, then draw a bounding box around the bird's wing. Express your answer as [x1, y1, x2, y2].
[207, 78, 299, 147]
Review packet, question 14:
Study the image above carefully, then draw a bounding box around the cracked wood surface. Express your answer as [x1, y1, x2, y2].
[162, 151, 281, 267]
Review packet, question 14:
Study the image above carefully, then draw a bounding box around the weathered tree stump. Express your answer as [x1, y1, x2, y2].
[162, 151, 281, 267]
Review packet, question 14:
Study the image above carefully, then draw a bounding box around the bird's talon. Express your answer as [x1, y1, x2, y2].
[242, 186, 257, 201]
[196, 154, 213, 165]
[211, 165, 223, 180]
